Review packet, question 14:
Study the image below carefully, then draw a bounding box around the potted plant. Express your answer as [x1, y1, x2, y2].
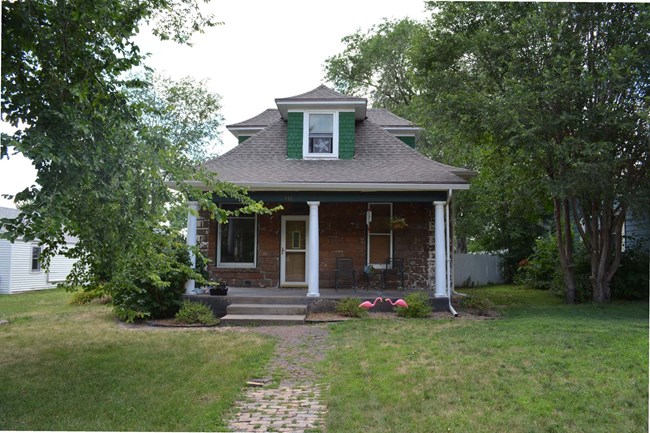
[208, 280, 228, 296]
[390, 217, 408, 230]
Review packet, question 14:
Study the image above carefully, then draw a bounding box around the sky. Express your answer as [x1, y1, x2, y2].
[0, 0, 431, 209]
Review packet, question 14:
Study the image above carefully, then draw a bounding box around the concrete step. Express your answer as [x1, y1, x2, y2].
[227, 303, 307, 316]
[227, 295, 308, 305]
[220, 314, 306, 326]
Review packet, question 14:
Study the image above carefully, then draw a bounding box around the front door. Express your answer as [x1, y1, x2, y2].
[280, 216, 309, 287]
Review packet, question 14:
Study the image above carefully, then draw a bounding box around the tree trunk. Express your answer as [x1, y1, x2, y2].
[553, 198, 576, 303]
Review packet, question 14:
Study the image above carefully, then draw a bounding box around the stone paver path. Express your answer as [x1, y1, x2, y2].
[228, 324, 330, 433]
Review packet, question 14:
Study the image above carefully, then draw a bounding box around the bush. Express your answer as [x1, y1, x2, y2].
[335, 298, 368, 318]
[514, 234, 591, 302]
[69, 285, 109, 305]
[175, 300, 218, 325]
[396, 292, 431, 318]
[109, 233, 201, 323]
[611, 245, 649, 300]
[460, 295, 495, 315]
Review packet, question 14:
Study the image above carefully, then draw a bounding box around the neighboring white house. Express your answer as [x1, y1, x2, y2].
[0, 207, 78, 294]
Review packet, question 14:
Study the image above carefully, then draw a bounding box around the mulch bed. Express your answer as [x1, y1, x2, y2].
[146, 319, 220, 328]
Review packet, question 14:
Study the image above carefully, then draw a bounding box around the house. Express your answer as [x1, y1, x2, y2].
[183, 85, 473, 309]
[0, 207, 78, 294]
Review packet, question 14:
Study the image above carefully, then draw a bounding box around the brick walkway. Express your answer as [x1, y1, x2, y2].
[228, 325, 330, 433]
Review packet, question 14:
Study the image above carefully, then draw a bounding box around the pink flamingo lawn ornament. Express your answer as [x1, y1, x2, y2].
[359, 297, 383, 310]
[384, 298, 409, 308]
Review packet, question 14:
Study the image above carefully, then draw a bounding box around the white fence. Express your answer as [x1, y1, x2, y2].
[454, 253, 504, 287]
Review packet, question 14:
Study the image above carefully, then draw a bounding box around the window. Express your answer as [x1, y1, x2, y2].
[217, 214, 257, 268]
[309, 113, 333, 153]
[303, 112, 339, 158]
[367, 203, 392, 267]
[31, 245, 41, 272]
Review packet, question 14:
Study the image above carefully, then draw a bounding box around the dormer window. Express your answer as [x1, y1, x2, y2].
[309, 114, 333, 153]
[303, 111, 339, 158]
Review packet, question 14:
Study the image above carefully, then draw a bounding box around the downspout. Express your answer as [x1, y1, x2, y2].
[447, 189, 459, 317]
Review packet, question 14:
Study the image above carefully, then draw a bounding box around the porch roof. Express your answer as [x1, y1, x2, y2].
[202, 119, 472, 191]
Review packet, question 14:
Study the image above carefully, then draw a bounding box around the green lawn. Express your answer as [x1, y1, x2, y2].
[320, 286, 649, 433]
[0, 289, 274, 431]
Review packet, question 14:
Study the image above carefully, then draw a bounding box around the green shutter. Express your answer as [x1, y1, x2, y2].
[397, 136, 416, 148]
[287, 112, 303, 159]
[338, 112, 355, 159]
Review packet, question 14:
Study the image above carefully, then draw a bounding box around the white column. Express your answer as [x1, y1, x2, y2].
[184, 201, 199, 294]
[307, 201, 320, 297]
[434, 201, 447, 298]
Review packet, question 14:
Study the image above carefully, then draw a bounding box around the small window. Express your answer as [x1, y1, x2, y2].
[31, 245, 41, 272]
[303, 112, 339, 158]
[217, 214, 257, 268]
[309, 114, 333, 154]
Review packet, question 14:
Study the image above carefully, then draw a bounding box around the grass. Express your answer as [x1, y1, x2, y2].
[320, 286, 648, 433]
[0, 289, 274, 431]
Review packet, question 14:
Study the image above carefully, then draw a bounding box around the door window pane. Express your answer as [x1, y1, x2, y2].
[285, 252, 306, 282]
[285, 220, 306, 250]
[369, 235, 390, 264]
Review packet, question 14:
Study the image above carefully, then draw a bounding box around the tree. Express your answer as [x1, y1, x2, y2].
[324, 18, 549, 278]
[414, 2, 649, 302]
[324, 18, 421, 116]
[1, 0, 274, 320]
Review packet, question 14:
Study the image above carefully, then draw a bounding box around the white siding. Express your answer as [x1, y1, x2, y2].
[48, 253, 77, 283]
[0, 240, 12, 294]
[8, 241, 54, 293]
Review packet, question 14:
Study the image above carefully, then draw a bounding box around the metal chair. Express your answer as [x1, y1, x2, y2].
[335, 258, 357, 291]
[382, 258, 405, 290]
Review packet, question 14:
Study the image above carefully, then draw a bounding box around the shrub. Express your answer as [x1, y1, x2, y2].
[611, 245, 649, 300]
[108, 233, 201, 322]
[175, 300, 218, 325]
[335, 298, 368, 318]
[460, 295, 495, 315]
[396, 292, 431, 318]
[69, 285, 109, 305]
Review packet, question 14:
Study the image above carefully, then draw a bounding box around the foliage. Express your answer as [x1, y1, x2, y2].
[69, 285, 108, 305]
[335, 298, 368, 318]
[458, 295, 495, 316]
[0, 289, 274, 431]
[0, 0, 278, 321]
[109, 231, 197, 322]
[175, 300, 218, 325]
[324, 18, 421, 115]
[413, 2, 650, 302]
[322, 286, 648, 433]
[611, 245, 650, 300]
[396, 292, 431, 318]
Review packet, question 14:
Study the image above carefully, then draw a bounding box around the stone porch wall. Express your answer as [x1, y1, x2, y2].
[198, 202, 435, 289]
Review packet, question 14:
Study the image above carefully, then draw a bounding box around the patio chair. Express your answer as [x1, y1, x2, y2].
[335, 258, 357, 291]
[382, 257, 405, 290]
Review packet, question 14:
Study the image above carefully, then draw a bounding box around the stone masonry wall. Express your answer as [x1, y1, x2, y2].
[197, 202, 435, 289]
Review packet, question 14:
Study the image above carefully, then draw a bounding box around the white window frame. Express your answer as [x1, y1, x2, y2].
[367, 203, 393, 269]
[31, 244, 42, 272]
[216, 214, 258, 268]
[303, 111, 339, 159]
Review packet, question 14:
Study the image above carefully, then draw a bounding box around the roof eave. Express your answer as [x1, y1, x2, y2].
[170, 181, 470, 192]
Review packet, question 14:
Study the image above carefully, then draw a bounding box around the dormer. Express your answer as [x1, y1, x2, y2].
[275, 85, 367, 160]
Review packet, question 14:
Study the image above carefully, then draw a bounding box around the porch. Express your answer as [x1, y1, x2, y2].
[184, 286, 452, 325]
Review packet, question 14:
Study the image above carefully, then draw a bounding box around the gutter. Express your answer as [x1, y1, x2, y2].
[167, 180, 471, 192]
[447, 189, 459, 317]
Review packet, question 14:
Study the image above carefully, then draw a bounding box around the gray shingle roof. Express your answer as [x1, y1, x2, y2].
[203, 119, 469, 187]
[366, 109, 417, 127]
[227, 108, 416, 129]
[226, 109, 281, 129]
[275, 85, 366, 103]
